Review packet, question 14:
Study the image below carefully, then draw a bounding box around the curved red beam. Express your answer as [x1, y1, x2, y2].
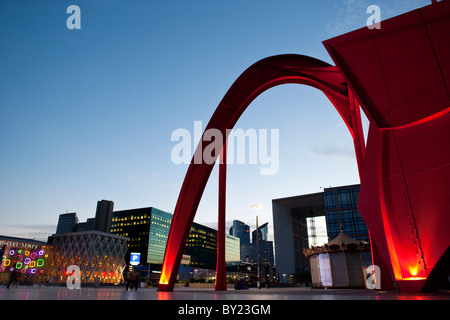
[159, 2, 450, 293]
[158, 54, 366, 291]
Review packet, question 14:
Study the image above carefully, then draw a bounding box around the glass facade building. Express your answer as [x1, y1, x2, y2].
[185, 223, 217, 270]
[111, 207, 240, 271]
[147, 209, 172, 264]
[273, 184, 370, 282]
[225, 234, 240, 266]
[323, 185, 369, 242]
[110, 207, 153, 265]
[56, 213, 79, 234]
[229, 220, 250, 246]
[241, 241, 274, 266]
[252, 222, 269, 242]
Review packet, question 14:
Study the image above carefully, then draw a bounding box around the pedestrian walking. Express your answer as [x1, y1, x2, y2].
[7, 268, 18, 289]
[124, 271, 132, 291]
[132, 270, 140, 291]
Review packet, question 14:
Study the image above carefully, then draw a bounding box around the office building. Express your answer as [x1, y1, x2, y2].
[54, 200, 115, 234]
[241, 240, 274, 266]
[55, 212, 79, 234]
[147, 208, 173, 265]
[229, 220, 250, 246]
[225, 234, 240, 266]
[185, 223, 217, 270]
[272, 184, 369, 282]
[241, 221, 274, 268]
[111, 206, 240, 271]
[94, 200, 114, 233]
[110, 206, 155, 265]
[323, 185, 369, 241]
[229, 219, 274, 267]
[252, 222, 269, 242]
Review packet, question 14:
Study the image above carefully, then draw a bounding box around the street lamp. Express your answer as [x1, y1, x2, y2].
[251, 204, 261, 289]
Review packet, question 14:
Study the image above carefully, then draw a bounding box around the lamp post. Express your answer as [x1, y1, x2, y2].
[251, 204, 261, 289]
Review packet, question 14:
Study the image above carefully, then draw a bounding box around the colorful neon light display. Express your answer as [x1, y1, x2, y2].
[0, 246, 50, 277]
[158, 1, 450, 293]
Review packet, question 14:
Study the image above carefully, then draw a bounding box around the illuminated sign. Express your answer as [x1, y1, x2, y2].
[181, 254, 191, 265]
[130, 252, 140, 266]
[0, 240, 40, 249]
[0, 243, 50, 275]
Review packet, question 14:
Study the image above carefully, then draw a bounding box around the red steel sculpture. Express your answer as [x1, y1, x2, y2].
[159, 1, 450, 293]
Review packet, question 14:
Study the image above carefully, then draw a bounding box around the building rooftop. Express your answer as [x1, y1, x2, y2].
[51, 230, 129, 241]
[0, 235, 50, 246]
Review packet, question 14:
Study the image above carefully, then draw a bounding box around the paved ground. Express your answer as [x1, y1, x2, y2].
[0, 285, 449, 300]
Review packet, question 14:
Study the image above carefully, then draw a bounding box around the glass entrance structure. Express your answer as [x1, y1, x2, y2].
[50, 231, 128, 284]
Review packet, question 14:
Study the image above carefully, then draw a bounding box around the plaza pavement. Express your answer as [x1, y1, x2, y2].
[0, 285, 449, 300]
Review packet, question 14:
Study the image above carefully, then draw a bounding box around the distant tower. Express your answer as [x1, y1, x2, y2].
[95, 200, 114, 233]
[229, 220, 250, 245]
[309, 218, 318, 247]
[56, 212, 79, 234]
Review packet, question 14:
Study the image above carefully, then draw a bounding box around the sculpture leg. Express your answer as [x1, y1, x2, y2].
[216, 142, 228, 291]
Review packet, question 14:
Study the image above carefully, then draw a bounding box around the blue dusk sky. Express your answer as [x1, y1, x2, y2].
[0, 0, 429, 241]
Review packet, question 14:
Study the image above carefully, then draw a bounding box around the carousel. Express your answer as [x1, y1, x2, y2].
[303, 230, 372, 288]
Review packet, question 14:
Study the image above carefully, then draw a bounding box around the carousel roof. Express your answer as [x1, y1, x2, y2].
[303, 230, 370, 257]
[327, 231, 360, 246]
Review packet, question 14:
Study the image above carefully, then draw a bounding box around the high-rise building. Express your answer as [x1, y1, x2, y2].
[94, 200, 114, 233]
[54, 200, 114, 235]
[229, 220, 250, 246]
[323, 185, 369, 242]
[55, 212, 79, 234]
[225, 234, 240, 266]
[230, 219, 274, 267]
[241, 240, 274, 266]
[110, 207, 154, 265]
[146, 208, 172, 265]
[252, 222, 269, 242]
[185, 223, 217, 270]
[111, 206, 240, 271]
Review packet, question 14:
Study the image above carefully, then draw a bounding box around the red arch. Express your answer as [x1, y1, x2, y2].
[158, 2, 450, 293]
[158, 54, 366, 291]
